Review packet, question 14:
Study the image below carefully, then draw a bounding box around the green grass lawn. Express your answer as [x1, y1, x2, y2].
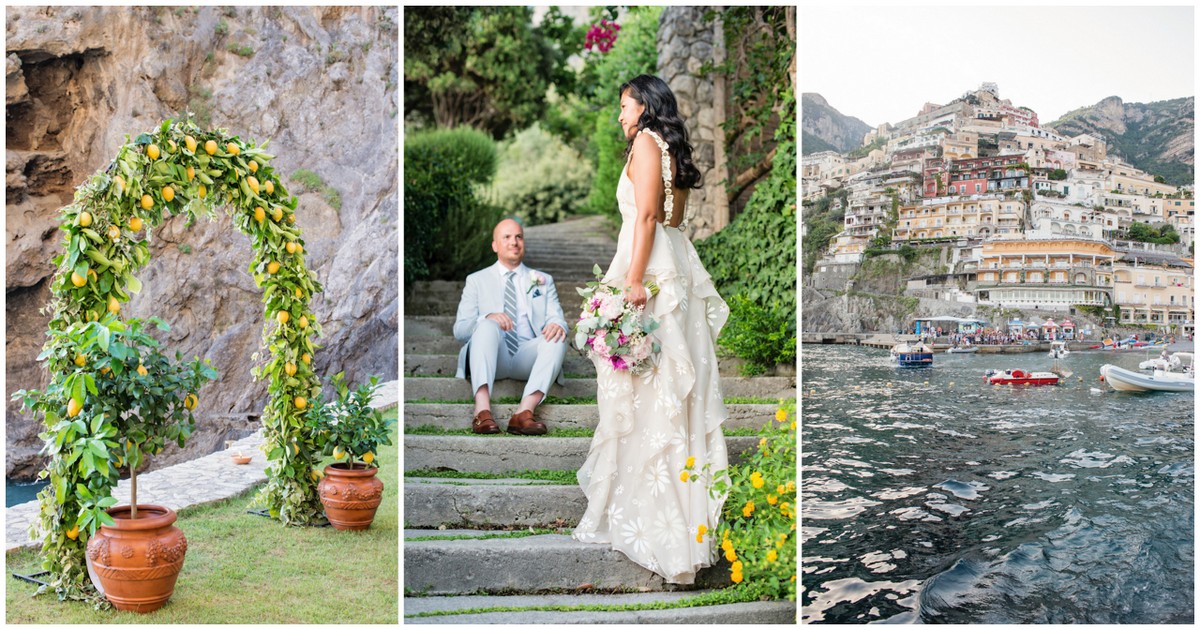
[6, 410, 399, 624]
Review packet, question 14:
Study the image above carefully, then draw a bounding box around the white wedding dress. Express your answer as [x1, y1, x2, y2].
[572, 129, 730, 584]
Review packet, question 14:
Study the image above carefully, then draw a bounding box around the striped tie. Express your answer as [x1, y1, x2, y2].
[503, 271, 519, 355]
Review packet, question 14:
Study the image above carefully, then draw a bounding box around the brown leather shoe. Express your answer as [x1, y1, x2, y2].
[472, 410, 501, 434]
[507, 409, 547, 435]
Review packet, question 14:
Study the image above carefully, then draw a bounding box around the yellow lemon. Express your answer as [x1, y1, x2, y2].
[286, 214, 295, 224]
[74, 353, 87, 367]
[140, 195, 153, 210]
[332, 446, 346, 460]
[277, 311, 290, 325]
[67, 398, 82, 418]
[298, 316, 308, 329]
[186, 166, 195, 182]
[184, 394, 198, 410]
[162, 185, 174, 202]
[66, 526, 79, 540]
[295, 244, 303, 253]
[301, 352, 311, 364]
[204, 140, 218, 155]
[254, 206, 266, 223]
[310, 470, 320, 481]
[295, 287, 303, 299]
[198, 184, 207, 198]
[264, 180, 275, 195]
[129, 216, 143, 232]
[78, 211, 93, 227]
[272, 207, 283, 222]
[248, 159, 259, 173]
[137, 364, 148, 376]
[100, 366, 110, 375]
[70, 271, 87, 288]
[294, 396, 307, 410]
[107, 225, 120, 240]
[107, 296, 121, 314]
[284, 362, 297, 377]
[247, 176, 259, 194]
[286, 242, 298, 254]
[362, 451, 375, 464]
[185, 135, 197, 153]
[227, 142, 240, 156]
[267, 261, 280, 274]
[146, 144, 160, 160]
[168, 140, 177, 153]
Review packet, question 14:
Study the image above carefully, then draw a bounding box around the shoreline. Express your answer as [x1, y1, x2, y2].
[801, 332, 1194, 354]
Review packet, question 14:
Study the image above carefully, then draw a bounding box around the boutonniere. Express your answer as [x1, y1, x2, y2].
[527, 271, 547, 297]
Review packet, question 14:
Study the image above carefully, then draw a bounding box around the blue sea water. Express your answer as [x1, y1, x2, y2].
[801, 345, 1194, 623]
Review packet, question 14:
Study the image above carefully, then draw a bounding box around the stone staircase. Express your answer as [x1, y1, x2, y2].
[402, 216, 797, 623]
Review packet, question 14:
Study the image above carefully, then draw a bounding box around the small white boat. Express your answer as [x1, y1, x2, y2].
[1048, 341, 1069, 360]
[946, 346, 978, 354]
[1139, 351, 1184, 372]
[892, 341, 933, 367]
[1100, 355, 1194, 393]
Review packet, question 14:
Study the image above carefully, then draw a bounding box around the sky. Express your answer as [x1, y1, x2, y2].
[801, 5, 1195, 127]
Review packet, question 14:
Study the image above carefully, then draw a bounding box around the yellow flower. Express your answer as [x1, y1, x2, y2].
[725, 548, 737, 562]
[685, 456, 695, 469]
[766, 549, 778, 563]
[790, 420, 795, 431]
[759, 437, 767, 448]
[786, 480, 796, 493]
[721, 538, 733, 553]
[731, 560, 743, 573]
[767, 494, 778, 505]
[791, 575, 797, 582]
[775, 408, 788, 422]
[731, 571, 744, 584]
[695, 533, 704, 543]
[776, 540, 784, 549]
[742, 501, 755, 518]
[750, 473, 764, 489]
[697, 524, 708, 536]
[777, 484, 785, 495]
[680, 470, 690, 482]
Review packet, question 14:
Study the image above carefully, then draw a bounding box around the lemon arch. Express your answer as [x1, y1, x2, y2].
[38, 119, 324, 591]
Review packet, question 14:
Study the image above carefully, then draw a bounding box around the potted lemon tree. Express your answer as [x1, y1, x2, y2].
[16, 315, 215, 612]
[307, 373, 392, 531]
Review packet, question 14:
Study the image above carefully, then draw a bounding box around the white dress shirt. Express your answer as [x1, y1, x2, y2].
[485, 261, 537, 342]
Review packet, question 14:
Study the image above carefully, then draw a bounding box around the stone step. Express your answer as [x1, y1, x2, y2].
[404, 478, 585, 529]
[408, 281, 592, 304]
[404, 376, 796, 402]
[403, 435, 762, 474]
[405, 403, 780, 432]
[403, 592, 796, 624]
[404, 531, 730, 595]
[404, 353, 772, 378]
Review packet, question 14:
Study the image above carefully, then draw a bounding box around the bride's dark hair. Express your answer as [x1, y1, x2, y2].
[620, 74, 703, 190]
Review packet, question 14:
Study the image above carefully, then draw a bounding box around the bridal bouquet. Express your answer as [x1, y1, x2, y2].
[574, 265, 661, 373]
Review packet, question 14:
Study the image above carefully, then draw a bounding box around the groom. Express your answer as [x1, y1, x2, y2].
[454, 218, 568, 435]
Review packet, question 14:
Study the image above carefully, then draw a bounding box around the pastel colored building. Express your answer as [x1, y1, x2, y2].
[974, 237, 1116, 310]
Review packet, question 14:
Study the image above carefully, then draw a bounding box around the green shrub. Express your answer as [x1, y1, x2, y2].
[404, 128, 502, 286]
[719, 296, 796, 375]
[485, 124, 592, 225]
[290, 169, 324, 193]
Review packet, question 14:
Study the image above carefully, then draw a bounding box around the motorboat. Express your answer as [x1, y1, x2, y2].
[892, 341, 933, 367]
[946, 346, 978, 354]
[1048, 341, 1069, 360]
[1139, 353, 1179, 372]
[984, 368, 1060, 386]
[1100, 361, 1194, 393]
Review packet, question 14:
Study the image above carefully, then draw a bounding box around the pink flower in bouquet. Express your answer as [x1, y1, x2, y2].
[631, 336, 653, 362]
[598, 293, 624, 320]
[610, 356, 628, 370]
[592, 334, 613, 358]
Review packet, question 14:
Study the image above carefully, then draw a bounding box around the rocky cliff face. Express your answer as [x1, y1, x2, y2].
[1047, 95, 1194, 185]
[801, 92, 871, 154]
[6, 6, 398, 477]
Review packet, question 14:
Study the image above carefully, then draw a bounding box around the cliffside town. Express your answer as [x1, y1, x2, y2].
[803, 83, 1195, 336]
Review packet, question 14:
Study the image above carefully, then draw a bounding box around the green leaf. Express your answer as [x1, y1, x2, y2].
[126, 275, 143, 295]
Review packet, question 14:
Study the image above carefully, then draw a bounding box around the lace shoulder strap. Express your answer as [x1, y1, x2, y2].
[638, 129, 675, 225]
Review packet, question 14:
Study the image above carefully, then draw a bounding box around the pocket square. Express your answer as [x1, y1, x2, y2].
[532, 289, 543, 298]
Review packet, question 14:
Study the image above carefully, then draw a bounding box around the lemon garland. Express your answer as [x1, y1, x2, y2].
[38, 119, 325, 594]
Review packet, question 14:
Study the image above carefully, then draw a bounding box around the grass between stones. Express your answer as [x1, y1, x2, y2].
[405, 528, 561, 542]
[403, 586, 763, 618]
[405, 468, 578, 484]
[5, 411, 399, 624]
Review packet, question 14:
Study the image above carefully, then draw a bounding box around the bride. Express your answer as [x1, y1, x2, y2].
[572, 74, 729, 584]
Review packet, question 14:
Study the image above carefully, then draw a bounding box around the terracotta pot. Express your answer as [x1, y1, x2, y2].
[86, 505, 187, 613]
[231, 454, 252, 465]
[318, 463, 384, 531]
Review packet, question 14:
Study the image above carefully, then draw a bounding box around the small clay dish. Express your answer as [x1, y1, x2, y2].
[231, 454, 252, 465]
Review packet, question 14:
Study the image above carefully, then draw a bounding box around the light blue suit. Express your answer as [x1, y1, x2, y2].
[454, 262, 568, 400]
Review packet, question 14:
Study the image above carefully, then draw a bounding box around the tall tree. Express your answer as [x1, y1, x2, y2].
[404, 7, 579, 139]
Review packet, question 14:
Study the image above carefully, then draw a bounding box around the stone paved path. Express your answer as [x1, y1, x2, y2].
[6, 380, 398, 552]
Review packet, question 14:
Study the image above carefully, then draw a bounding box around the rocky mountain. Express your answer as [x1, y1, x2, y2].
[6, 6, 398, 477]
[801, 92, 871, 155]
[1047, 95, 1194, 185]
